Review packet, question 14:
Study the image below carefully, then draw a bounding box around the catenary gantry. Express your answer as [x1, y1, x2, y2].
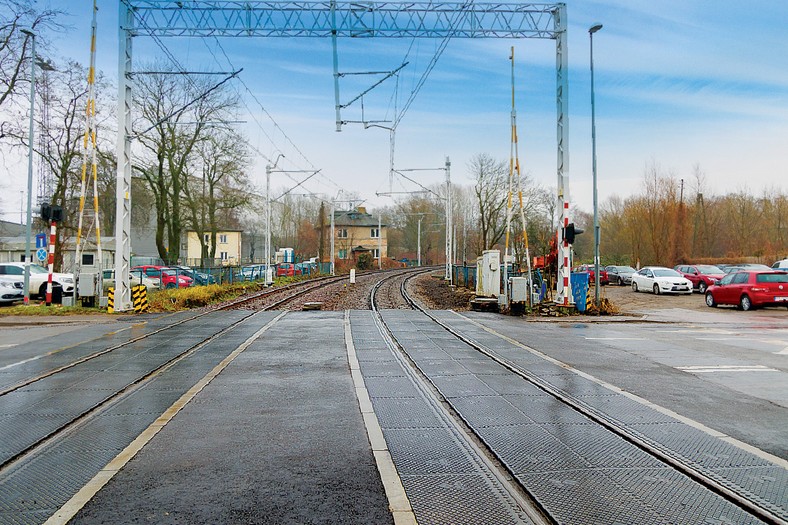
[114, 1, 572, 311]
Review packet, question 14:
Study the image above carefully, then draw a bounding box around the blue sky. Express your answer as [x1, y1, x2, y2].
[2, 0, 787, 219]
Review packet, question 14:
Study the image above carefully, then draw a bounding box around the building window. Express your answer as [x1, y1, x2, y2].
[203, 234, 210, 243]
[337, 228, 348, 238]
[338, 249, 347, 259]
[372, 249, 380, 258]
[220, 251, 228, 260]
[370, 228, 379, 238]
[219, 234, 228, 244]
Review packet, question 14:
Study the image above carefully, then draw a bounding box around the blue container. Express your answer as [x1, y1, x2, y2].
[570, 272, 589, 312]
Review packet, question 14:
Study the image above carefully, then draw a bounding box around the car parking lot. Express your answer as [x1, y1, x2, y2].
[600, 280, 788, 320]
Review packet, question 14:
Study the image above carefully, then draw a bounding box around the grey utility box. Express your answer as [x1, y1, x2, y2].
[78, 272, 98, 296]
[510, 277, 529, 303]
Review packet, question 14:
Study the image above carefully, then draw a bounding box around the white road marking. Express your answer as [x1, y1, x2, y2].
[0, 326, 133, 371]
[44, 312, 286, 525]
[0, 354, 44, 371]
[0, 343, 18, 348]
[344, 312, 416, 525]
[777, 347, 788, 355]
[677, 365, 779, 373]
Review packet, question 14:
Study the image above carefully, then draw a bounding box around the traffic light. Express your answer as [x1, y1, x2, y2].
[50, 205, 63, 222]
[563, 223, 584, 244]
[40, 202, 51, 221]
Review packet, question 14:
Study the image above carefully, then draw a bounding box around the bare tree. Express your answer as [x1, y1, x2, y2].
[183, 128, 251, 264]
[0, 0, 63, 138]
[133, 65, 241, 264]
[469, 153, 508, 250]
[6, 58, 113, 270]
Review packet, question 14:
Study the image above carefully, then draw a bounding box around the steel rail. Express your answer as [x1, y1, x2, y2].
[368, 270, 552, 524]
[391, 281, 787, 525]
[0, 308, 273, 475]
[0, 270, 403, 477]
[0, 274, 359, 396]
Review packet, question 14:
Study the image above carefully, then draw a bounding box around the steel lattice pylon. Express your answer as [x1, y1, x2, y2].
[114, 0, 573, 311]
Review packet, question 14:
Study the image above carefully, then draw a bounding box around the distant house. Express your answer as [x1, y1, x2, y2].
[327, 207, 387, 262]
[185, 229, 243, 265]
[0, 220, 25, 237]
[0, 234, 115, 271]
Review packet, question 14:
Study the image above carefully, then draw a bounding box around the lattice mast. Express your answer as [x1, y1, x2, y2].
[74, 0, 103, 293]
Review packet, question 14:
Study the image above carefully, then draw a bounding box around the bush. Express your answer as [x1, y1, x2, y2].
[147, 282, 263, 312]
[356, 252, 372, 270]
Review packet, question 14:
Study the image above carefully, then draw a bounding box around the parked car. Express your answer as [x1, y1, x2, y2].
[131, 265, 192, 288]
[673, 264, 725, 294]
[0, 262, 75, 298]
[102, 269, 160, 293]
[173, 265, 216, 285]
[772, 258, 788, 270]
[705, 270, 788, 310]
[234, 264, 269, 282]
[721, 263, 772, 274]
[604, 265, 636, 286]
[572, 264, 608, 285]
[0, 275, 25, 305]
[276, 263, 302, 277]
[294, 261, 318, 275]
[631, 266, 692, 295]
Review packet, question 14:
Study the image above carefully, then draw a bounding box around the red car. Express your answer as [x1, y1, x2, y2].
[705, 270, 788, 311]
[131, 265, 193, 288]
[674, 264, 725, 294]
[573, 264, 608, 285]
[275, 263, 302, 277]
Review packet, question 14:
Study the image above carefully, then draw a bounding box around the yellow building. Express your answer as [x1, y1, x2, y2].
[186, 230, 242, 265]
[330, 207, 387, 261]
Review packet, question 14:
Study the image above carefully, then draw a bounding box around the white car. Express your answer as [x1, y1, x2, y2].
[0, 276, 24, 305]
[631, 266, 692, 295]
[0, 262, 75, 298]
[102, 269, 160, 294]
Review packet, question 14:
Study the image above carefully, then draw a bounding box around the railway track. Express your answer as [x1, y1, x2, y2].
[0, 268, 427, 479]
[368, 272, 788, 524]
[3, 268, 783, 524]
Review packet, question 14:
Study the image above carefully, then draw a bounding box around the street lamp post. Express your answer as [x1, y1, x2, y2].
[589, 23, 603, 310]
[265, 154, 284, 285]
[21, 29, 36, 305]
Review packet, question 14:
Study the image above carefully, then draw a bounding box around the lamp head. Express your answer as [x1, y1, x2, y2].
[21, 28, 35, 37]
[589, 23, 603, 34]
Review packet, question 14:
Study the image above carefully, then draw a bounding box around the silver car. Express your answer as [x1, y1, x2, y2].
[604, 265, 636, 286]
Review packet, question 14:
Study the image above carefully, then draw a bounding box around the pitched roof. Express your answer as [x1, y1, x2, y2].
[332, 209, 387, 228]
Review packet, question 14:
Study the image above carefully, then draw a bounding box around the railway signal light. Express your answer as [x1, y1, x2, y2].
[564, 223, 583, 244]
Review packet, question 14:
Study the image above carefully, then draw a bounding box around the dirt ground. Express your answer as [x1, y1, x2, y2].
[595, 281, 707, 315]
[413, 272, 788, 320]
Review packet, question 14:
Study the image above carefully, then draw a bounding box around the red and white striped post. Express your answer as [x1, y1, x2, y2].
[562, 201, 571, 306]
[45, 220, 56, 306]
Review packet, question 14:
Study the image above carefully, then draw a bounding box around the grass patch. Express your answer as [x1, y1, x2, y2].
[147, 282, 266, 312]
[1, 276, 308, 316]
[0, 303, 105, 316]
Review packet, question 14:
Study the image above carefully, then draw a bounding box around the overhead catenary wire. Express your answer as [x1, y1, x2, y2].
[204, 37, 345, 194]
[132, 9, 342, 208]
